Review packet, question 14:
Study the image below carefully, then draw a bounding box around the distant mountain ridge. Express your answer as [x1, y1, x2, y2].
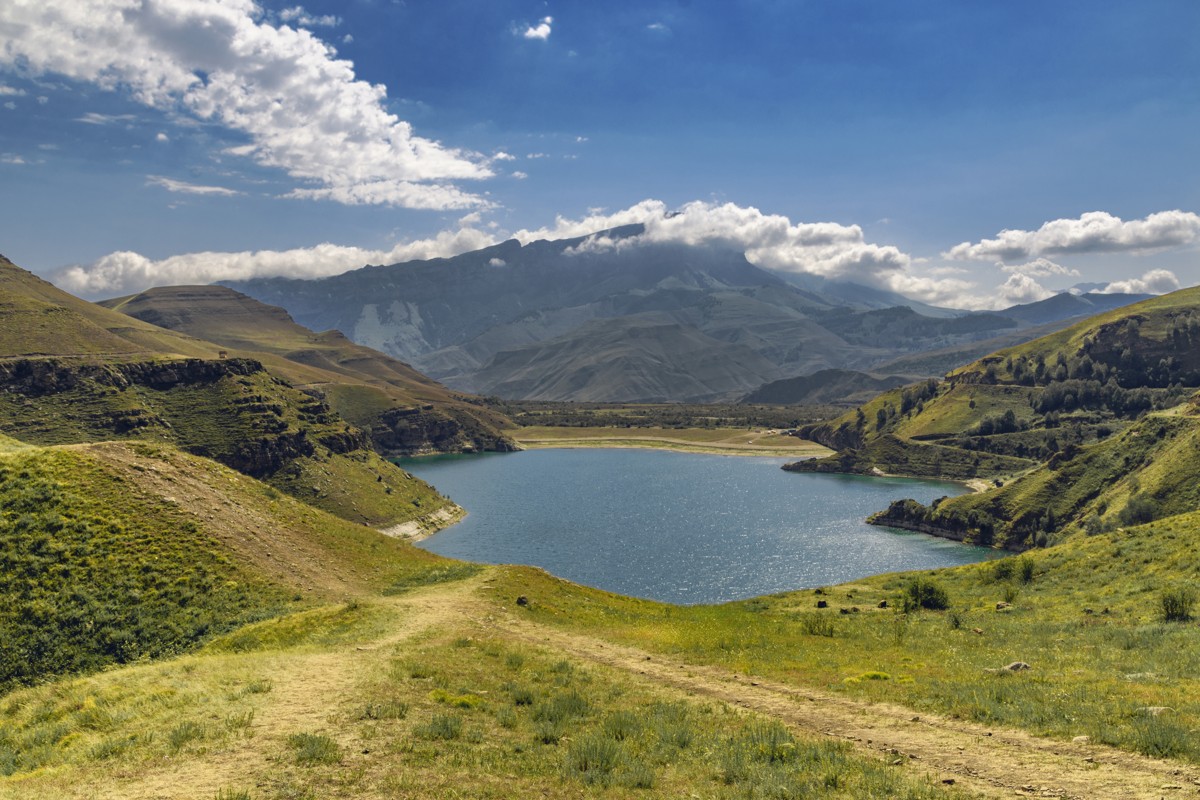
[224, 228, 1150, 403]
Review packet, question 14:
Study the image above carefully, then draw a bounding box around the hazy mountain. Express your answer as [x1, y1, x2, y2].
[224, 228, 1151, 403]
[997, 291, 1151, 326]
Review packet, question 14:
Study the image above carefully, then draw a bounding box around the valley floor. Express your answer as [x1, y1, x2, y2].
[6, 568, 1195, 800]
[511, 425, 833, 457]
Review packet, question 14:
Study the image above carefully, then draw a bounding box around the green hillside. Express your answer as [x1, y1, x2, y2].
[0, 438, 461, 694]
[0, 259, 451, 527]
[101, 286, 515, 455]
[792, 287, 1200, 484]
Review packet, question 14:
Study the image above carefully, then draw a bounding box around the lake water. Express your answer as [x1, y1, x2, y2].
[401, 449, 998, 605]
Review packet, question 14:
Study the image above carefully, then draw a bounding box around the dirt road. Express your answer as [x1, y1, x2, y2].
[484, 577, 1200, 800]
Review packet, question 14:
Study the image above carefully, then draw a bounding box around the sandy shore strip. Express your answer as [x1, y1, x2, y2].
[378, 504, 465, 542]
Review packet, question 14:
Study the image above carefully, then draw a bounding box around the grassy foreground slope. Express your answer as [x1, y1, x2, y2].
[492, 505, 1200, 765]
[101, 286, 515, 456]
[0, 437, 459, 694]
[0, 258, 450, 528]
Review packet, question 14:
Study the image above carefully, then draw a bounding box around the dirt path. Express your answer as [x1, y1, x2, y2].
[61, 578, 486, 800]
[14, 574, 1199, 799]
[485, 591, 1200, 800]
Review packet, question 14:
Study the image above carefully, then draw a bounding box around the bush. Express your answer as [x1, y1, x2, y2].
[1018, 556, 1035, 584]
[1119, 495, 1160, 527]
[902, 578, 949, 611]
[1160, 588, 1196, 622]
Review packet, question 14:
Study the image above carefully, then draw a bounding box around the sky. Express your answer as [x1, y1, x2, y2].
[0, 0, 1198, 309]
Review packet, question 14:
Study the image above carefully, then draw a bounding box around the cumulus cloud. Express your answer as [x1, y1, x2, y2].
[946, 210, 1200, 261]
[0, 85, 26, 96]
[1098, 269, 1182, 296]
[488, 257, 507, 267]
[146, 175, 241, 196]
[521, 16, 553, 40]
[1, 154, 26, 165]
[54, 227, 497, 298]
[0, 0, 491, 209]
[997, 273, 1055, 305]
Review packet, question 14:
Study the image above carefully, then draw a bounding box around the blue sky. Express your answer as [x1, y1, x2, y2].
[0, 0, 1197, 307]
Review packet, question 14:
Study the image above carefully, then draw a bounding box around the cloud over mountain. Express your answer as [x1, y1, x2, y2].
[514, 200, 975, 303]
[1099, 269, 1182, 296]
[0, 0, 492, 209]
[54, 228, 495, 298]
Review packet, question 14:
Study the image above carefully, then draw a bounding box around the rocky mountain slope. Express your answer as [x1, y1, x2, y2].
[223, 227, 1145, 402]
[100, 285, 515, 455]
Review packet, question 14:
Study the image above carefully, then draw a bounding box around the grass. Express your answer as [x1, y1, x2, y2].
[0, 593, 976, 799]
[488, 510, 1200, 763]
[0, 446, 290, 693]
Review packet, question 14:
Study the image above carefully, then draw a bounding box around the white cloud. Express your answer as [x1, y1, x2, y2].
[0, 85, 25, 96]
[278, 6, 341, 27]
[997, 272, 1055, 305]
[514, 199, 948, 299]
[54, 227, 497, 298]
[998, 257, 1080, 278]
[0, 0, 492, 209]
[575, 136, 588, 143]
[646, 22, 671, 34]
[521, 16, 553, 40]
[341, 33, 353, 44]
[488, 257, 507, 267]
[946, 210, 1200, 261]
[492, 151, 516, 161]
[1, 154, 26, 165]
[36, 95, 48, 104]
[155, 132, 170, 142]
[511, 170, 528, 180]
[2, 101, 14, 110]
[526, 152, 549, 159]
[146, 175, 240, 196]
[1099, 269, 1181, 296]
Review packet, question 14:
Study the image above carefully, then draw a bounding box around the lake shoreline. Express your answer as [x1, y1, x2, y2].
[404, 448, 995, 605]
[511, 432, 831, 459]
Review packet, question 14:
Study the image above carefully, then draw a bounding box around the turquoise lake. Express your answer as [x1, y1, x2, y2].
[401, 449, 998, 605]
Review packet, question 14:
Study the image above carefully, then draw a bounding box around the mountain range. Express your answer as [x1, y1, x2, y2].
[224, 226, 1149, 403]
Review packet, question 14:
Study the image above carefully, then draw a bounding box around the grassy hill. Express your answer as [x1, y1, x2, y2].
[0, 257, 451, 528]
[791, 287, 1200, 487]
[101, 285, 515, 456]
[0, 436, 464, 695]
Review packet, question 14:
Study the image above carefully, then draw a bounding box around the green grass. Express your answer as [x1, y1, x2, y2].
[0, 446, 290, 693]
[303, 623, 972, 799]
[487, 511, 1200, 763]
